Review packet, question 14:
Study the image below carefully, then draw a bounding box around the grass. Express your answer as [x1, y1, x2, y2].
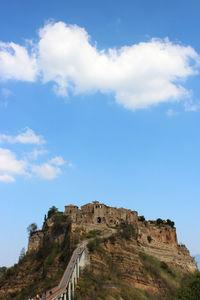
[85, 230, 102, 239]
[79, 228, 182, 300]
[0, 215, 75, 300]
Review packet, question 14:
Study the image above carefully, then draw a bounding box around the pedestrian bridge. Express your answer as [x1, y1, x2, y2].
[44, 244, 87, 300]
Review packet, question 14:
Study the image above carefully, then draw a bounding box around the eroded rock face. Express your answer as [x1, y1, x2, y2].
[28, 231, 44, 252]
[89, 235, 197, 297]
[27, 201, 197, 274]
[137, 222, 197, 273]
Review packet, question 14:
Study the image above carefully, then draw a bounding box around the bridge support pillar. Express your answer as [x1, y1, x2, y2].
[64, 291, 67, 300]
[77, 259, 80, 278]
[72, 277, 75, 298]
[68, 281, 71, 300]
[74, 264, 77, 285]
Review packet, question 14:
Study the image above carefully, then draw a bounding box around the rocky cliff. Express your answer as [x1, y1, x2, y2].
[0, 202, 197, 300]
[137, 221, 196, 273]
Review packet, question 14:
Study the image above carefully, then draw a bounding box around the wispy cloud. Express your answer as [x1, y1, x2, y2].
[0, 21, 200, 110]
[28, 148, 48, 160]
[31, 161, 62, 180]
[166, 109, 178, 117]
[0, 148, 27, 181]
[68, 162, 73, 168]
[50, 156, 65, 166]
[0, 128, 70, 183]
[0, 174, 15, 183]
[0, 127, 45, 145]
[184, 101, 200, 112]
[1, 88, 12, 98]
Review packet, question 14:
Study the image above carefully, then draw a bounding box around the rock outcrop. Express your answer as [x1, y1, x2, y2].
[63, 201, 197, 274]
[1, 201, 197, 300]
[28, 201, 197, 274]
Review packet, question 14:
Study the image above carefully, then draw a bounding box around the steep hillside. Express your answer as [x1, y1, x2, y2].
[0, 202, 197, 300]
[0, 268, 6, 279]
[75, 225, 196, 300]
[0, 209, 75, 300]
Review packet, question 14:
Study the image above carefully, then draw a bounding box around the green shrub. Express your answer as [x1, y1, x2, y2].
[160, 261, 175, 277]
[147, 235, 152, 243]
[27, 223, 38, 237]
[87, 239, 100, 252]
[175, 272, 200, 299]
[166, 219, 175, 228]
[118, 224, 136, 240]
[86, 230, 102, 239]
[156, 218, 164, 225]
[138, 216, 145, 222]
[108, 234, 116, 244]
[47, 206, 58, 219]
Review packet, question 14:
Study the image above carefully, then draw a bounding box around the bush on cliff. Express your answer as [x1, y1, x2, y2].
[118, 223, 136, 240]
[175, 271, 200, 299]
[47, 206, 58, 219]
[0, 214, 74, 300]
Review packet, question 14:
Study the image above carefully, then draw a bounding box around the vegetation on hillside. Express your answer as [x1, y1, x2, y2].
[76, 224, 200, 300]
[0, 207, 75, 300]
[0, 268, 6, 279]
[75, 225, 183, 300]
[175, 272, 200, 299]
[0, 212, 197, 300]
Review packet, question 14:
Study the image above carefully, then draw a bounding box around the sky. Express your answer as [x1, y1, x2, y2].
[0, 0, 199, 267]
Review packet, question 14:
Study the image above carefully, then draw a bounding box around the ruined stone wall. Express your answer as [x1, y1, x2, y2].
[64, 201, 138, 229]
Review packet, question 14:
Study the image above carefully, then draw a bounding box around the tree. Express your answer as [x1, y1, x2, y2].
[18, 247, 26, 262]
[166, 219, 175, 228]
[47, 206, 58, 219]
[147, 235, 152, 243]
[176, 272, 200, 299]
[156, 218, 164, 225]
[138, 216, 145, 222]
[27, 223, 38, 237]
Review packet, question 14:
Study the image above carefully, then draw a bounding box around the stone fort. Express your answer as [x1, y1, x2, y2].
[64, 201, 138, 229]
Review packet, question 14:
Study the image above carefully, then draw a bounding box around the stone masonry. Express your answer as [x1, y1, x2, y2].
[64, 201, 138, 230]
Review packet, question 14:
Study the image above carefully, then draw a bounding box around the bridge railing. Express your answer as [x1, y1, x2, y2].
[44, 245, 86, 300]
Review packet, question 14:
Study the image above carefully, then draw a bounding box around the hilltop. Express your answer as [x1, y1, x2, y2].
[0, 201, 198, 300]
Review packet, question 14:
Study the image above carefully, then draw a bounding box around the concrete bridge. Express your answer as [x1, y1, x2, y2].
[44, 244, 87, 300]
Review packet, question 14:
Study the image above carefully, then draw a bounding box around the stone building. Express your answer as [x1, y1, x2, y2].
[64, 201, 138, 229]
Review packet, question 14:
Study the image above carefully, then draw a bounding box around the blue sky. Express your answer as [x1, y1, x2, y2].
[0, 0, 200, 266]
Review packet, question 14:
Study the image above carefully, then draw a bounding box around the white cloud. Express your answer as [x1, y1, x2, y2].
[31, 162, 61, 180]
[0, 147, 66, 182]
[184, 101, 200, 112]
[1, 21, 199, 110]
[0, 129, 66, 183]
[1, 88, 12, 98]
[50, 156, 65, 166]
[0, 100, 8, 108]
[37, 22, 200, 110]
[28, 148, 47, 160]
[166, 109, 178, 117]
[0, 174, 15, 183]
[0, 128, 45, 145]
[0, 147, 27, 176]
[0, 42, 38, 81]
[31, 156, 66, 180]
[68, 162, 73, 168]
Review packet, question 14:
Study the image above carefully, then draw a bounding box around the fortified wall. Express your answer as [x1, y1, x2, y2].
[64, 201, 138, 231]
[64, 201, 178, 249]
